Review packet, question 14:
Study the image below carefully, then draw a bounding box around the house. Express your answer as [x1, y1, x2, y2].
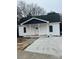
[18, 12, 61, 37]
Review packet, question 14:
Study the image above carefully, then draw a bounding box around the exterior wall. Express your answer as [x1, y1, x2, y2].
[19, 24, 40, 36]
[47, 23, 60, 36]
[19, 23, 60, 37]
[39, 23, 48, 35]
[19, 25, 31, 36]
[39, 23, 60, 36]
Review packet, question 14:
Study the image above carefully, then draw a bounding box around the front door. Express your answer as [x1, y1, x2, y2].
[31, 24, 39, 35]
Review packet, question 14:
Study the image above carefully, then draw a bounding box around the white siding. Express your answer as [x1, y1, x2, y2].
[39, 23, 60, 36]
[19, 23, 60, 37]
[19, 26, 24, 36]
[19, 25, 31, 36]
[47, 23, 60, 36]
[39, 23, 48, 35]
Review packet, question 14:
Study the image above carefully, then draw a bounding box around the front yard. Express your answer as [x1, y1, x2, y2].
[17, 37, 38, 50]
[17, 36, 62, 59]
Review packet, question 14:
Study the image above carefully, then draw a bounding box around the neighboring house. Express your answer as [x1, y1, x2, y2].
[18, 12, 61, 37]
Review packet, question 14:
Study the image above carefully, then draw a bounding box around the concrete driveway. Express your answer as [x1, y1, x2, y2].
[17, 37, 62, 59]
[17, 51, 62, 59]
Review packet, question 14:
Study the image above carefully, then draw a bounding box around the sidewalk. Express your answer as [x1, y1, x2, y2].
[17, 51, 61, 59]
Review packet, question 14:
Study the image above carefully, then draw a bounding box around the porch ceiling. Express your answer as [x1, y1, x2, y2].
[23, 19, 48, 25]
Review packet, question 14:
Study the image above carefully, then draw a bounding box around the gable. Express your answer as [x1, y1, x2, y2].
[21, 18, 49, 25]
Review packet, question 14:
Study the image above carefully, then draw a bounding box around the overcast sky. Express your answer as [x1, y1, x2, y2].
[18, 0, 62, 13]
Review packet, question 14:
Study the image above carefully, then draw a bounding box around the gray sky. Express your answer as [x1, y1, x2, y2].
[18, 0, 62, 13]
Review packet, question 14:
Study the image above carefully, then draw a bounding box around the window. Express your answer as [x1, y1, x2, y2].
[24, 27, 26, 33]
[49, 25, 53, 32]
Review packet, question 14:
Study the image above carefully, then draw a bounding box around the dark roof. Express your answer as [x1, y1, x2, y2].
[18, 12, 61, 25]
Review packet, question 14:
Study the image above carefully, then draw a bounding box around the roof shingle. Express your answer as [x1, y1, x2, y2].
[18, 12, 61, 25]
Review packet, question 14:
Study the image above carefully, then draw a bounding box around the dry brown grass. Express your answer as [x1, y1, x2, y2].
[17, 37, 38, 50]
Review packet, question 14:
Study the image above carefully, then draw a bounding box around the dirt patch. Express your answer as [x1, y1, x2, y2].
[17, 37, 38, 51]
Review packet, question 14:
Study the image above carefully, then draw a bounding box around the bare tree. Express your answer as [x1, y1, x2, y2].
[17, 1, 46, 20]
[17, 6, 22, 21]
[27, 4, 46, 16]
[17, 1, 27, 17]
